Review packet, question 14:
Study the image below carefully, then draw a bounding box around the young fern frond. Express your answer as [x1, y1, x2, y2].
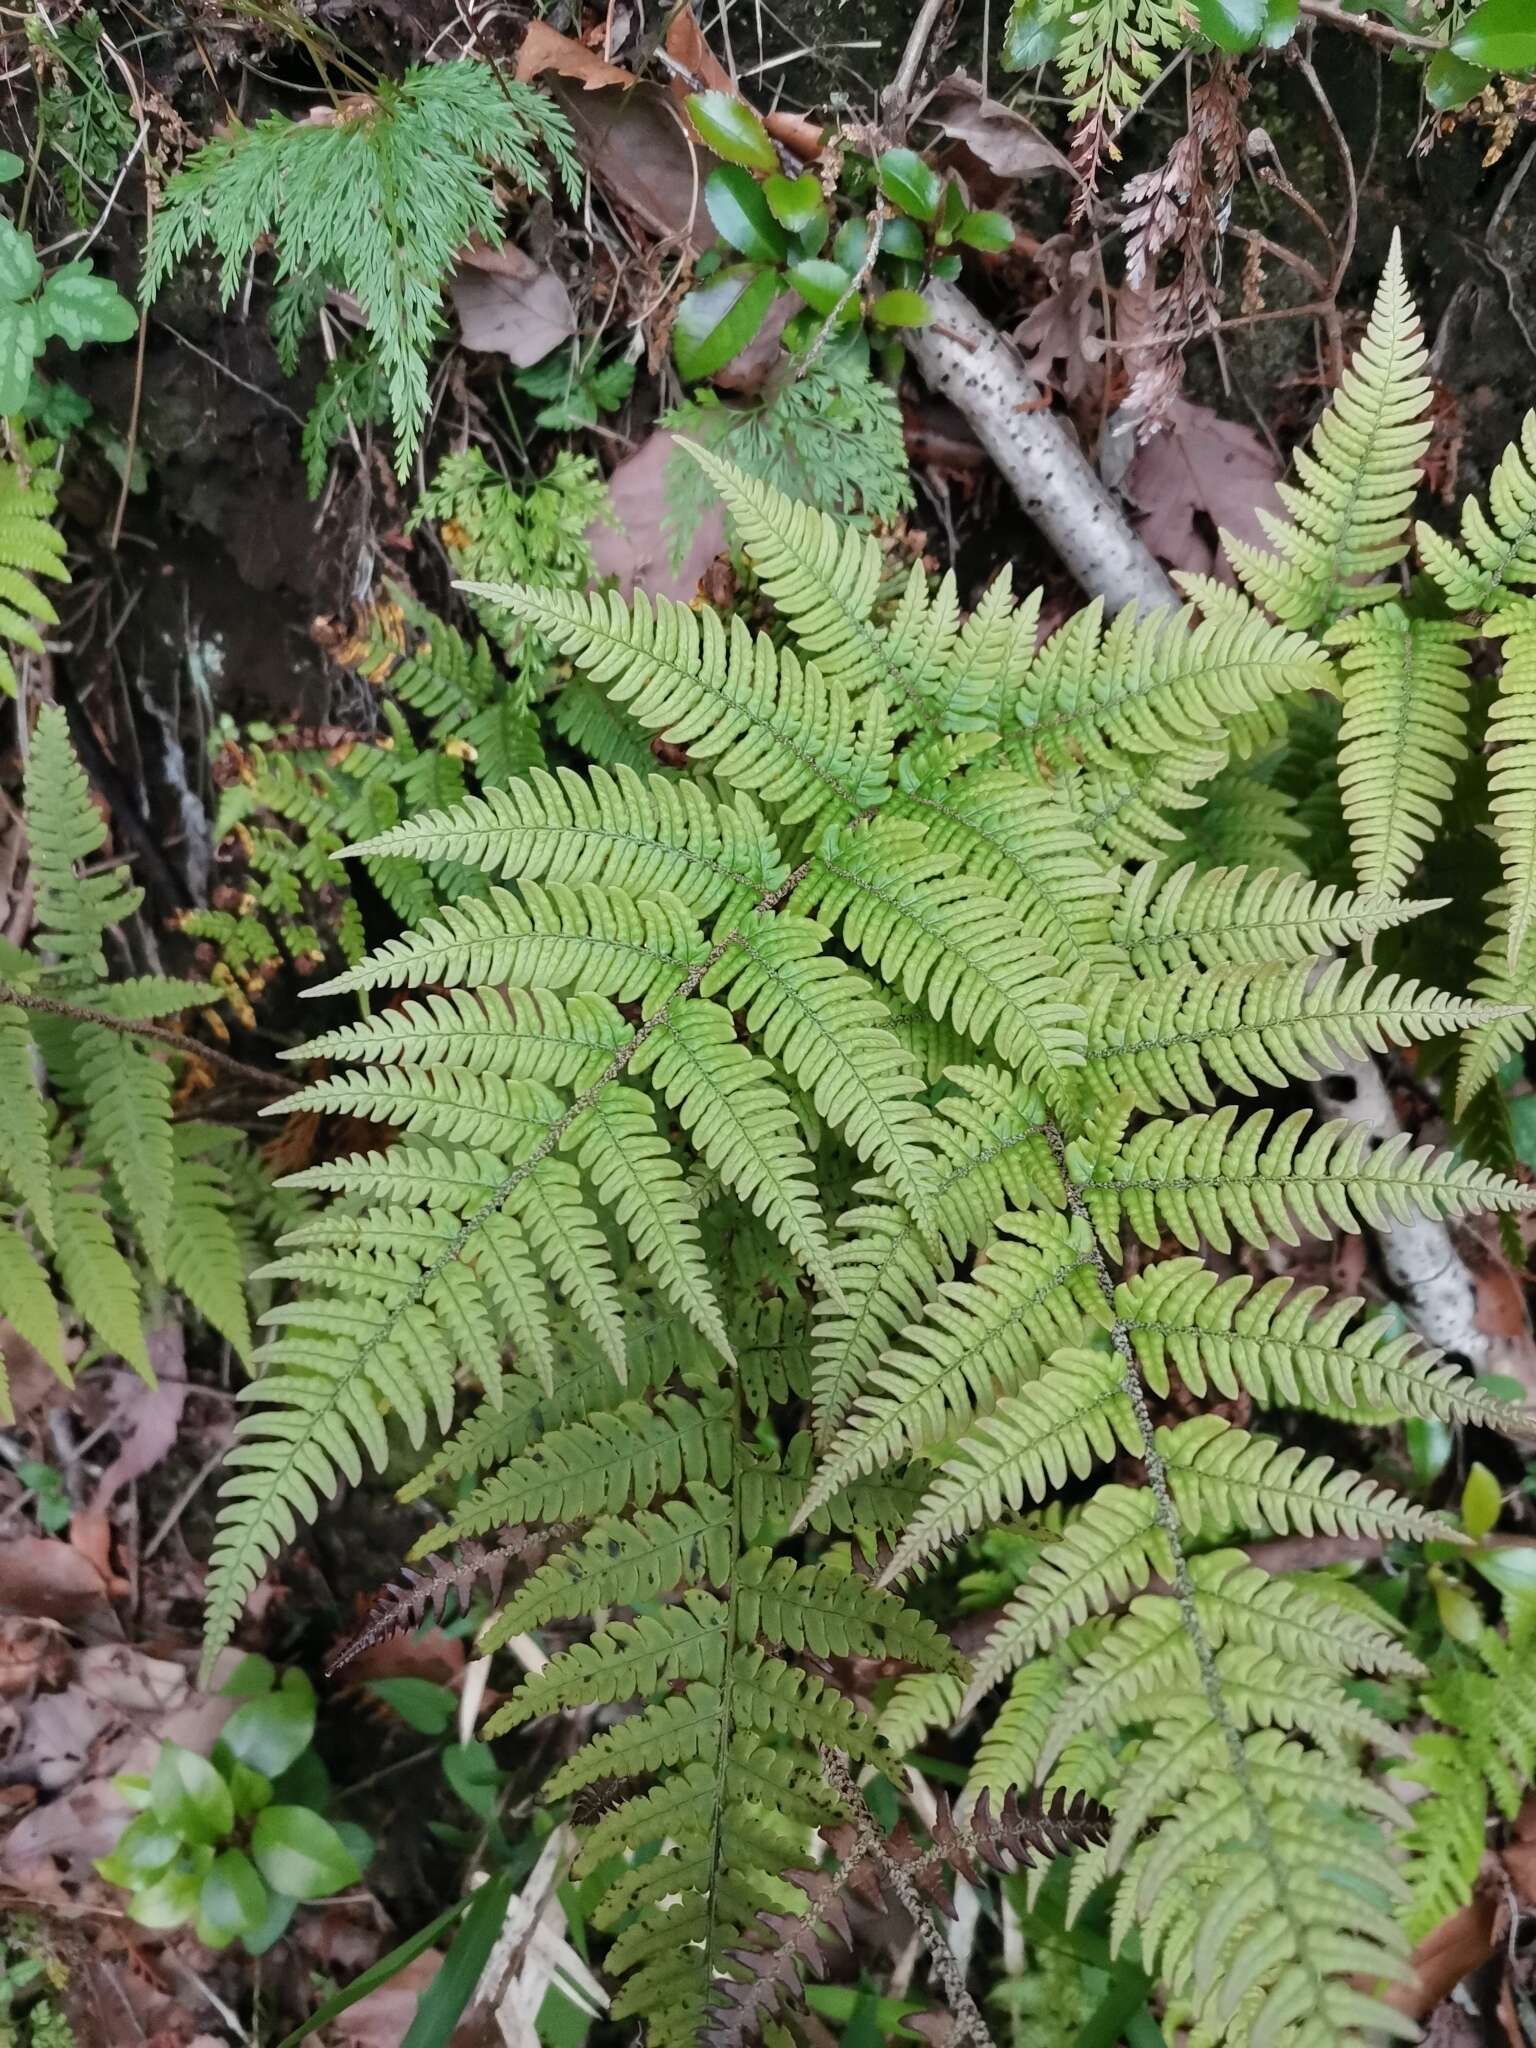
[0, 438, 68, 700]
[1111, 861, 1437, 972]
[1418, 408, 1536, 613]
[1224, 229, 1431, 630]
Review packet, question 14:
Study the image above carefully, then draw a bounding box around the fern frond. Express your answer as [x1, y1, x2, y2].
[146, 65, 577, 475]
[52, 1163, 149, 1379]
[1161, 1414, 1451, 1544]
[1329, 608, 1473, 900]
[811, 1067, 1058, 1443]
[289, 984, 626, 1084]
[794, 817, 1086, 1113]
[166, 1136, 254, 1359]
[733, 1550, 960, 1670]
[76, 1027, 174, 1278]
[1080, 957, 1510, 1116]
[1008, 594, 1327, 776]
[309, 880, 703, 1003]
[472, 584, 891, 821]
[0, 443, 68, 700]
[706, 915, 939, 1232]
[1112, 861, 1438, 972]
[1224, 229, 1431, 628]
[0, 1223, 67, 1408]
[419, 1391, 733, 1546]
[26, 705, 141, 983]
[1119, 1255, 1517, 1425]
[1075, 1103, 1536, 1254]
[344, 765, 788, 920]
[1418, 408, 1536, 612]
[0, 996, 54, 1242]
[880, 1347, 1139, 1584]
[800, 1212, 1100, 1521]
[1488, 601, 1536, 973]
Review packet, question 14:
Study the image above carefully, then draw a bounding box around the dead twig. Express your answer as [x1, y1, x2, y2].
[0, 984, 298, 1096]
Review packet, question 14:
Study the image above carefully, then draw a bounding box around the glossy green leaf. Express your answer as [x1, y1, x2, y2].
[876, 147, 942, 223]
[931, 252, 962, 282]
[869, 288, 932, 329]
[367, 1676, 457, 1734]
[673, 264, 779, 382]
[0, 151, 24, 184]
[401, 1869, 517, 2048]
[1461, 1460, 1503, 1540]
[244, 1885, 298, 1957]
[1426, 47, 1492, 107]
[227, 1762, 275, 1817]
[38, 266, 138, 348]
[251, 1805, 362, 1900]
[793, 208, 830, 258]
[1453, 0, 1536, 71]
[221, 1654, 277, 1698]
[112, 1772, 153, 1811]
[833, 218, 871, 273]
[785, 258, 854, 316]
[1196, 0, 1266, 51]
[957, 209, 1015, 252]
[219, 1684, 316, 1778]
[684, 91, 777, 171]
[126, 1851, 210, 1931]
[1260, 0, 1301, 47]
[1003, 0, 1067, 68]
[1469, 1545, 1536, 1597]
[95, 1812, 181, 1888]
[878, 216, 926, 263]
[0, 219, 41, 303]
[765, 171, 823, 232]
[196, 1849, 269, 1949]
[150, 1744, 233, 1846]
[442, 1740, 507, 1822]
[1430, 1567, 1484, 1645]
[705, 165, 788, 264]
[275, 1895, 473, 2048]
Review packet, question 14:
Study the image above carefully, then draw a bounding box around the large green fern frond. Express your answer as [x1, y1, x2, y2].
[0, 440, 68, 700]
[1487, 600, 1536, 972]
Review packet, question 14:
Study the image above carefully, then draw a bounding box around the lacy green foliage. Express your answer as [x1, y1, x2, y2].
[0, 710, 258, 1417]
[180, 589, 546, 989]
[1002, 0, 1189, 187]
[29, 10, 135, 229]
[0, 439, 68, 700]
[662, 340, 913, 569]
[143, 63, 578, 476]
[300, 342, 390, 497]
[411, 448, 606, 681]
[200, 336, 1536, 2037]
[1401, 1606, 1536, 1941]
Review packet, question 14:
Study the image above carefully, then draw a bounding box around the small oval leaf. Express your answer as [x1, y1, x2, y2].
[1452, 0, 1536, 71]
[956, 210, 1016, 253]
[704, 165, 788, 264]
[876, 147, 942, 223]
[673, 265, 780, 382]
[785, 258, 854, 316]
[764, 171, 823, 232]
[869, 287, 932, 329]
[251, 1806, 362, 1901]
[685, 90, 777, 171]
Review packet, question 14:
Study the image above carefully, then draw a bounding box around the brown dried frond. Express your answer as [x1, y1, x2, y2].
[327, 1533, 550, 1673]
[704, 1789, 1111, 2044]
[1118, 67, 1248, 429]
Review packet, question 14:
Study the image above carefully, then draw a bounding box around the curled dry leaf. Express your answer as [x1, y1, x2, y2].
[1012, 235, 1104, 403]
[516, 21, 716, 248]
[919, 75, 1074, 185]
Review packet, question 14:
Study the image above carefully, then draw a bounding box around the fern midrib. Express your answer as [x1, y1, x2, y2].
[1022, 648, 1304, 750]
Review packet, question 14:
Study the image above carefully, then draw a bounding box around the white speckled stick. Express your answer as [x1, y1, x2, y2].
[908, 278, 1177, 619]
